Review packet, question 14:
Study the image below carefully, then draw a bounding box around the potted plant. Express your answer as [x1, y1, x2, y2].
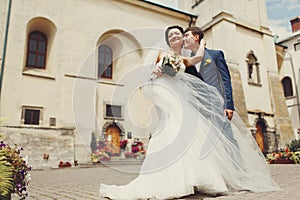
[91, 149, 110, 163]
[0, 141, 31, 200]
[120, 139, 128, 151]
[266, 147, 300, 164]
[0, 150, 13, 199]
[120, 139, 128, 158]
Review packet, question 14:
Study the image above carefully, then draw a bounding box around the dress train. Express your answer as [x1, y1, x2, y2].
[99, 72, 281, 200]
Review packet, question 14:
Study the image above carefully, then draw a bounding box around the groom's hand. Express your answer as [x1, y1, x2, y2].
[224, 109, 234, 121]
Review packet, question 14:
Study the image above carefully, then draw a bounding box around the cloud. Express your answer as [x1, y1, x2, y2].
[266, 0, 300, 10]
[268, 19, 291, 39]
[266, 0, 300, 39]
[281, 0, 300, 10]
[288, 3, 300, 10]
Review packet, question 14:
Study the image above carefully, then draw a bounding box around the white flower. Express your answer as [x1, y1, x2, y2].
[162, 52, 184, 76]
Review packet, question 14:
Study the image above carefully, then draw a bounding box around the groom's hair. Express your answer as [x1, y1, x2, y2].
[165, 25, 184, 47]
[184, 27, 204, 44]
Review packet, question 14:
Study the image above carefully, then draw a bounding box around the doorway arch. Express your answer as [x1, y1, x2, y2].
[102, 121, 124, 156]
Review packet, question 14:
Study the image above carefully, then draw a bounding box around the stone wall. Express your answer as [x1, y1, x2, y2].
[0, 126, 75, 169]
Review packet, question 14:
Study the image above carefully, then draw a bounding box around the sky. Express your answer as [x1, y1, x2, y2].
[149, 0, 300, 41]
[266, 0, 300, 40]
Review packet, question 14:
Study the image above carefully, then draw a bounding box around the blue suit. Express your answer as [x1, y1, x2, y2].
[185, 48, 240, 158]
[200, 49, 234, 110]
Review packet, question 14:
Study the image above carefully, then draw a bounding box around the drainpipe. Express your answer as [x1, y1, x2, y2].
[0, 0, 12, 93]
[286, 51, 300, 126]
[188, 16, 197, 27]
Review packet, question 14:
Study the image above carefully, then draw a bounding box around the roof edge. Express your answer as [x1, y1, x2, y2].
[139, 0, 198, 18]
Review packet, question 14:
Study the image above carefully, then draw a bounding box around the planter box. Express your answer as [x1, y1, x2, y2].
[273, 159, 295, 164]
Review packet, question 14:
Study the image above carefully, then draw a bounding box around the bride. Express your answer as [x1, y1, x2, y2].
[99, 25, 281, 200]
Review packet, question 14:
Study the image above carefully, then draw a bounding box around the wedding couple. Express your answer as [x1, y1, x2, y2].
[99, 26, 281, 200]
[156, 25, 234, 121]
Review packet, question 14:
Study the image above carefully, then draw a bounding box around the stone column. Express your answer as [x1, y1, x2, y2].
[229, 63, 250, 127]
[268, 71, 294, 147]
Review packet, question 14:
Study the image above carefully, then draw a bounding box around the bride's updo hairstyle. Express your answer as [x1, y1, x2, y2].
[165, 25, 184, 47]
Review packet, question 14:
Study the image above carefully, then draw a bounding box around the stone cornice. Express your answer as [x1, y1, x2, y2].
[247, 110, 274, 117]
[2, 125, 75, 131]
[118, 0, 198, 22]
[64, 74, 125, 86]
[201, 11, 273, 37]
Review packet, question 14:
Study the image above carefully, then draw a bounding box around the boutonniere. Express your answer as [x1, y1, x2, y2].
[204, 58, 211, 66]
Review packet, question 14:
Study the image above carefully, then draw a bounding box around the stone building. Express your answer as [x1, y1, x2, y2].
[0, 0, 197, 168]
[275, 16, 300, 139]
[0, 0, 295, 168]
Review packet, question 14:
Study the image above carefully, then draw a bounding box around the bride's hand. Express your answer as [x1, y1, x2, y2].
[200, 39, 206, 48]
[153, 62, 163, 77]
[186, 40, 205, 66]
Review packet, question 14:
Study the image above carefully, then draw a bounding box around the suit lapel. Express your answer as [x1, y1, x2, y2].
[199, 50, 211, 77]
[199, 52, 205, 73]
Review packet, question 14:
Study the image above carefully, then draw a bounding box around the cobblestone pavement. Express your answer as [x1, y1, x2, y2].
[12, 163, 299, 200]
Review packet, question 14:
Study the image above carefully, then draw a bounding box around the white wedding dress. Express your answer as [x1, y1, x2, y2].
[99, 69, 281, 200]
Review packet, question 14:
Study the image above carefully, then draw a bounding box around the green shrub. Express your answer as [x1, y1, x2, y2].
[288, 139, 300, 152]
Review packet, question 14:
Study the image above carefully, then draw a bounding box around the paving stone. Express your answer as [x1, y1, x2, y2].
[11, 163, 299, 200]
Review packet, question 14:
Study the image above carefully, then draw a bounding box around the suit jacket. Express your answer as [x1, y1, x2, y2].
[201, 49, 234, 110]
[185, 64, 204, 80]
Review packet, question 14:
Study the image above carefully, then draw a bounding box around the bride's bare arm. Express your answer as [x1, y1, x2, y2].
[152, 50, 167, 76]
[183, 39, 205, 67]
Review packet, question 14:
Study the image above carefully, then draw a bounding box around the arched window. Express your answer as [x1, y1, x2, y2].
[246, 50, 260, 85]
[281, 77, 293, 97]
[26, 31, 47, 68]
[98, 45, 113, 78]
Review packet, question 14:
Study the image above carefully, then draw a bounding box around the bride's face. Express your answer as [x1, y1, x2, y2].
[167, 28, 183, 49]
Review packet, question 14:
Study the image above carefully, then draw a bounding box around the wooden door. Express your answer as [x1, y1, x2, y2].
[255, 123, 264, 152]
[106, 126, 120, 155]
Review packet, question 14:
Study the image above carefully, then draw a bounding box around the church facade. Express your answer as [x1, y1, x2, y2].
[0, 0, 295, 168]
[275, 16, 300, 140]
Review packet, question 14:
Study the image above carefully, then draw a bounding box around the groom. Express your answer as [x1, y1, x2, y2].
[183, 26, 235, 120]
[184, 27, 245, 166]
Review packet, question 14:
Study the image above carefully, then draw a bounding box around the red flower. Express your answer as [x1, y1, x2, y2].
[43, 154, 49, 160]
[120, 140, 128, 150]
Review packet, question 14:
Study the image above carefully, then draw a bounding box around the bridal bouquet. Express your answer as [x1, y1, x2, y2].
[161, 52, 185, 76]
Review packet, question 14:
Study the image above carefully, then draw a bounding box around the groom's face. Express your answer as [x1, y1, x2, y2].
[183, 31, 198, 50]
